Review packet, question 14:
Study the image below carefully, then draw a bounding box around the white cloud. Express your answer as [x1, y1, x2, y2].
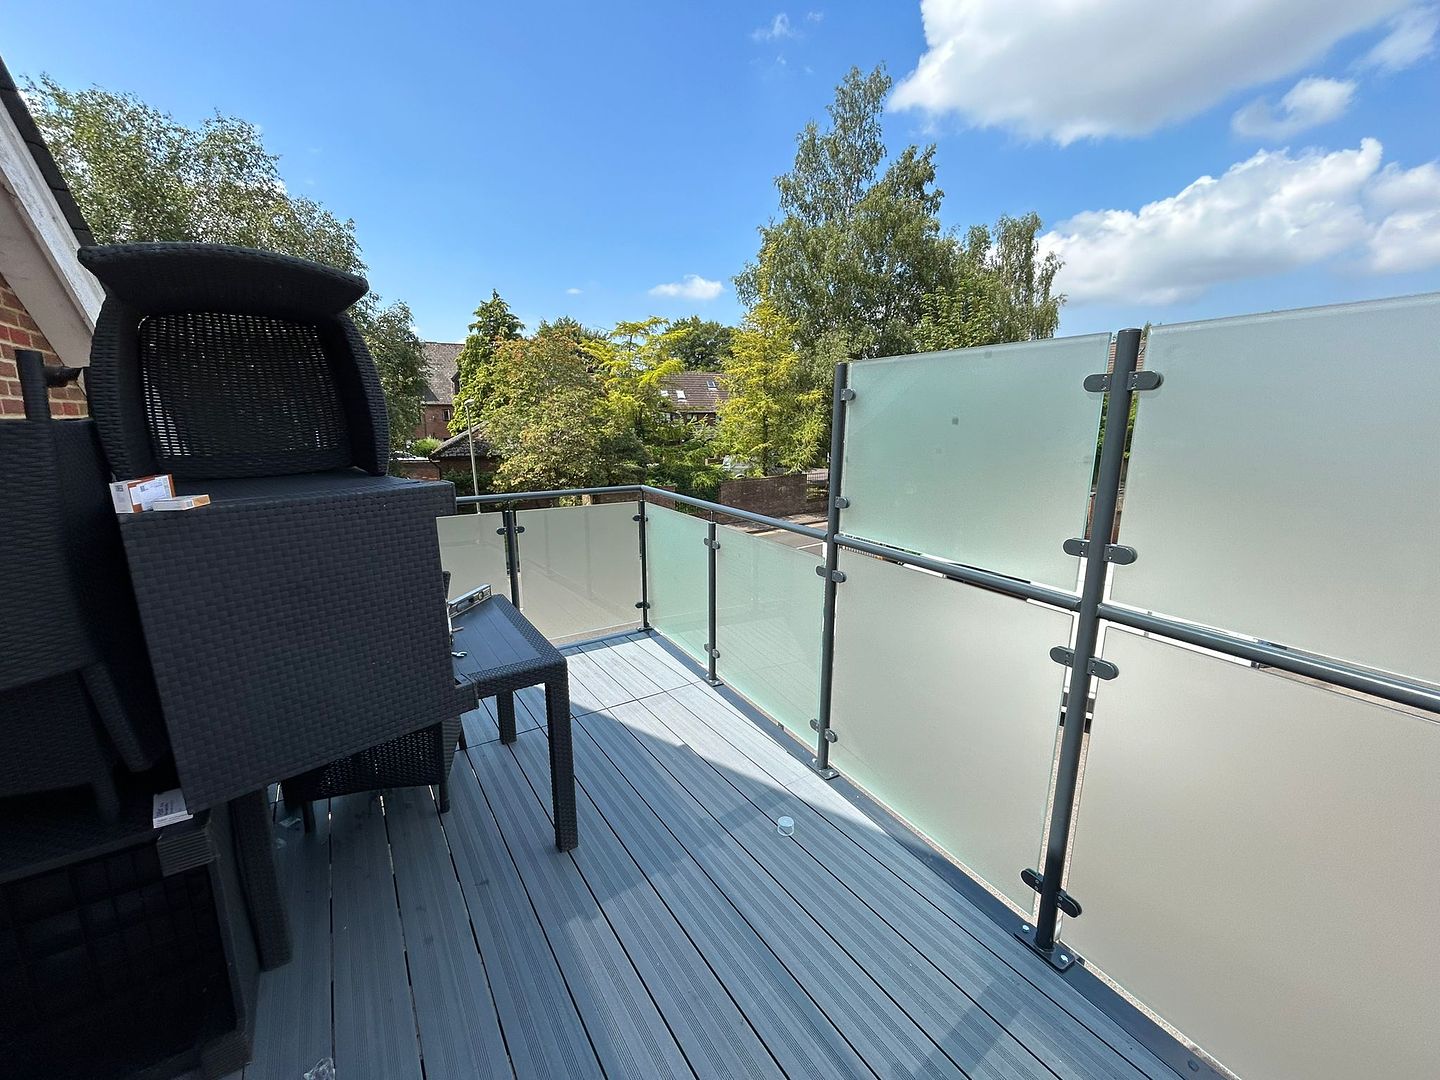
[752, 13, 796, 41]
[565, 287, 583, 296]
[1361, 4, 1438, 70]
[1042, 139, 1440, 304]
[806, 10, 824, 22]
[891, 0, 1409, 143]
[649, 275, 724, 301]
[1232, 77, 1355, 138]
[1366, 161, 1440, 270]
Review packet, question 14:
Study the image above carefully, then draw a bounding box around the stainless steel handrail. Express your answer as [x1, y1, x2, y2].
[451, 484, 1440, 718]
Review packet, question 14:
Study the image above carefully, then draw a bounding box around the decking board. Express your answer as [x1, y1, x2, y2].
[244, 631, 1182, 1080]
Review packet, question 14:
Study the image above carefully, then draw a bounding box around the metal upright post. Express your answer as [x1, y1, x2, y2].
[704, 521, 720, 685]
[635, 494, 651, 630]
[1022, 327, 1147, 970]
[499, 508, 522, 608]
[811, 362, 852, 779]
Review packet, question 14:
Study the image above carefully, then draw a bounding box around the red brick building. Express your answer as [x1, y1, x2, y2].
[415, 340, 462, 442]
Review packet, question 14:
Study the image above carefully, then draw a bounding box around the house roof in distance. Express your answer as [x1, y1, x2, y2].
[660, 370, 729, 413]
[429, 425, 493, 461]
[422, 341, 462, 404]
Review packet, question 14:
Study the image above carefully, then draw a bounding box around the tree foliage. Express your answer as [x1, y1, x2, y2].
[31, 76, 362, 272]
[29, 76, 432, 451]
[663, 316, 734, 372]
[717, 302, 827, 474]
[472, 315, 719, 497]
[452, 291, 525, 432]
[726, 65, 1068, 472]
[352, 297, 430, 447]
[480, 329, 608, 491]
[736, 65, 947, 362]
[916, 214, 1063, 350]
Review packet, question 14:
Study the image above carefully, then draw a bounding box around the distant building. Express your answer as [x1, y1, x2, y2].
[415, 341, 462, 442]
[659, 371, 729, 422]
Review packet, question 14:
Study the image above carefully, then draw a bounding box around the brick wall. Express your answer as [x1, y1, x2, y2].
[415, 403, 453, 442]
[717, 473, 809, 519]
[1, 270, 88, 419]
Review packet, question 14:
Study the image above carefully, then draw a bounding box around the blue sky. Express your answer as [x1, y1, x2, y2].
[4, 1, 1438, 342]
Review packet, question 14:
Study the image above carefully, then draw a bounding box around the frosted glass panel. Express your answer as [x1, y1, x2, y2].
[1114, 294, 1440, 682]
[715, 527, 821, 741]
[842, 335, 1107, 589]
[515, 503, 641, 641]
[830, 551, 1070, 909]
[645, 505, 709, 666]
[1068, 631, 1440, 1080]
[437, 512, 508, 602]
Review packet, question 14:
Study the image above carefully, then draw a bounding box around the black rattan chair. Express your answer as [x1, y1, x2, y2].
[78, 243, 462, 814]
[0, 352, 168, 816]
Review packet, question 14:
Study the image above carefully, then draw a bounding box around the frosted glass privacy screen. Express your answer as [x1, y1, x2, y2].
[1066, 631, 1439, 1080]
[829, 551, 1070, 909]
[1113, 294, 1440, 682]
[645, 505, 709, 665]
[714, 526, 821, 741]
[514, 503, 640, 641]
[437, 513, 509, 602]
[841, 335, 1108, 589]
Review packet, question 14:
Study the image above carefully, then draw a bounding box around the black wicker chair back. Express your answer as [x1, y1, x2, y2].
[0, 352, 168, 815]
[78, 243, 389, 480]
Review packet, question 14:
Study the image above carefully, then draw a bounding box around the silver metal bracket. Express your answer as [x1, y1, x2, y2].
[833, 496, 850, 510]
[703, 538, 721, 550]
[814, 566, 846, 583]
[633, 513, 646, 523]
[1049, 647, 1119, 680]
[839, 388, 857, 402]
[705, 645, 720, 659]
[1063, 538, 1137, 565]
[810, 758, 839, 780]
[809, 719, 838, 743]
[1014, 922, 1082, 972]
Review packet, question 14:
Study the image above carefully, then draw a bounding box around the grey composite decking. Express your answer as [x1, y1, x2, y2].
[243, 631, 1177, 1080]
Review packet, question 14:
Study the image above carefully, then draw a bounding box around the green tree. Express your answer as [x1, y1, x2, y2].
[351, 297, 431, 449]
[717, 301, 827, 474]
[736, 65, 947, 362]
[29, 76, 431, 452]
[663, 316, 734, 372]
[480, 328, 608, 491]
[452, 291, 525, 433]
[915, 214, 1063, 350]
[31, 76, 362, 273]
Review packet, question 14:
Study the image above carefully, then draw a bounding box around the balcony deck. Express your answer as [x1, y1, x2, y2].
[242, 631, 1175, 1080]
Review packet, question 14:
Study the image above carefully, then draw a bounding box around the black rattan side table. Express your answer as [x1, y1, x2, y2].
[451, 597, 577, 851]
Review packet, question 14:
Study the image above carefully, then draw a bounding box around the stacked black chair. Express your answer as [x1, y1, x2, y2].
[78, 243, 463, 817]
[0, 351, 168, 816]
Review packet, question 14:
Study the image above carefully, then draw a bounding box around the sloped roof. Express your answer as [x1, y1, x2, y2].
[429, 425, 494, 461]
[660, 371, 729, 413]
[0, 57, 93, 248]
[422, 341, 462, 404]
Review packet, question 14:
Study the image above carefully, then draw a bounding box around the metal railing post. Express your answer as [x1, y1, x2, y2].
[635, 494, 651, 630]
[811, 362, 852, 779]
[1023, 327, 1144, 970]
[499, 508, 522, 608]
[704, 521, 720, 685]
